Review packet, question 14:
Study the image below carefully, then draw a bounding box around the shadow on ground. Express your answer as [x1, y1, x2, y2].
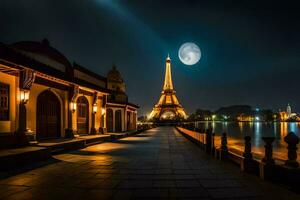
[0, 157, 61, 179]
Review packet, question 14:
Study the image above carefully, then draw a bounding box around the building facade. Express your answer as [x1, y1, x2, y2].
[106, 66, 138, 132]
[0, 39, 137, 148]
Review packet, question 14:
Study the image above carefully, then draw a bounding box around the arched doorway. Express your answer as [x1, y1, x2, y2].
[36, 90, 61, 140]
[106, 108, 113, 132]
[127, 111, 131, 131]
[77, 96, 89, 134]
[133, 112, 137, 130]
[115, 110, 122, 132]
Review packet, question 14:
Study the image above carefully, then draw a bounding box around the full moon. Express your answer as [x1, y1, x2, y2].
[178, 42, 201, 65]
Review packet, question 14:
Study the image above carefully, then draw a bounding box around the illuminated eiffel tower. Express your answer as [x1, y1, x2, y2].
[149, 55, 187, 121]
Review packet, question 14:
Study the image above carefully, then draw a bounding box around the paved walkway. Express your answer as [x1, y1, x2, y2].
[0, 127, 299, 199]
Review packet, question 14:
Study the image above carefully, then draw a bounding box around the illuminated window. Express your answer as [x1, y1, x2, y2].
[0, 82, 9, 121]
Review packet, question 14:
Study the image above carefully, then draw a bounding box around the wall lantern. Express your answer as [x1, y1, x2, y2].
[71, 102, 77, 113]
[20, 90, 30, 103]
[93, 104, 98, 114]
[101, 108, 106, 115]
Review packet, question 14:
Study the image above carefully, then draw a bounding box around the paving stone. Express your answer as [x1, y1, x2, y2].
[153, 180, 176, 188]
[198, 179, 243, 188]
[112, 189, 133, 200]
[208, 188, 261, 199]
[176, 180, 202, 188]
[84, 189, 114, 200]
[169, 187, 210, 198]
[132, 188, 169, 198]
[0, 127, 299, 200]
[155, 168, 173, 174]
[118, 180, 152, 189]
[171, 174, 195, 180]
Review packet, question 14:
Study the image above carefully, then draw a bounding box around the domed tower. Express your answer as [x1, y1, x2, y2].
[107, 65, 128, 103]
[287, 103, 292, 117]
[106, 65, 139, 133]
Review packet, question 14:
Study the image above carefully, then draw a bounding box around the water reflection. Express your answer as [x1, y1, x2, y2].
[195, 121, 300, 161]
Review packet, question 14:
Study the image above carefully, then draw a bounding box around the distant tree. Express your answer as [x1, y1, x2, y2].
[138, 116, 148, 122]
[261, 109, 274, 121]
[195, 109, 212, 120]
[215, 105, 252, 120]
[187, 113, 196, 121]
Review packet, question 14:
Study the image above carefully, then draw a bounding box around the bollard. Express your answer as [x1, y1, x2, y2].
[260, 137, 275, 180]
[261, 137, 275, 165]
[195, 127, 201, 133]
[284, 132, 299, 168]
[241, 136, 255, 173]
[211, 132, 215, 156]
[220, 132, 228, 160]
[243, 136, 253, 159]
[200, 132, 204, 149]
[205, 128, 212, 154]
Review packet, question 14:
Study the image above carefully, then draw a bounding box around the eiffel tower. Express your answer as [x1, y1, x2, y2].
[149, 55, 187, 121]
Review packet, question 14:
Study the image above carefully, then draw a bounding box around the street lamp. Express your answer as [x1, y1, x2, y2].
[93, 104, 98, 114]
[20, 90, 30, 103]
[212, 115, 216, 121]
[101, 108, 106, 115]
[70, 102, 77, 113]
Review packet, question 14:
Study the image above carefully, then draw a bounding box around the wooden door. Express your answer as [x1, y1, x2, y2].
[77, 96, 89, 134]
[106, 108, 113, 132]
[36, 90, 61, 140]
[127, 111, 131, 131]
[115, 110, 122, 132]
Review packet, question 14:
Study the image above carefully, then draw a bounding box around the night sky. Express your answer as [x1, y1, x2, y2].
[1, 0, 300, 115]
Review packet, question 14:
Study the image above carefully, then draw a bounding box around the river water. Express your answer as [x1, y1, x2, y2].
[194, 121, 300, 161]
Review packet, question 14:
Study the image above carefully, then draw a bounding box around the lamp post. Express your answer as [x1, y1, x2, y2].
[20, 90, 30, 103]
[91, 104, 97, 134]
[17, 89, 30, 145]
[70, 102, 77, 113]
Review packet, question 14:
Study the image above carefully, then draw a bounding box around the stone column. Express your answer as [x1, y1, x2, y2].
[65, 85, 78, 138]
[91, 112, 96, 134]
[261, 137, 275, 165]
[16, 101, 29, 145]
[220, 132, 228, 160]
[205, 128, 212, 154]
[284, 132, 299, 168]
[260, 137, 275, 180]
[241, 136, 255, 173]
[211, 132, 215, 156]
[16, 69, 35, 145]
[90, 92, 97, 134]
[99, 95, 107, 134]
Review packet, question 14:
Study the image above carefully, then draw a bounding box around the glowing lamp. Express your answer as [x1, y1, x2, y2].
[71, 102, 77, 113]
[212, 115, 216, 120]
[101, 108, 106, 115]
[20, 90, 30, 103]
[93, 104, 98, 114]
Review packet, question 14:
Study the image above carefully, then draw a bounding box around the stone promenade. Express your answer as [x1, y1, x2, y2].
[0, 127, 299, 199]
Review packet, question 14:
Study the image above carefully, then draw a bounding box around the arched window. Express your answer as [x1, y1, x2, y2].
[77, 96, 89, 134]
[36, 90, 61, 140]
[106, 108, 113, 132]
[0, 82, 9, 121]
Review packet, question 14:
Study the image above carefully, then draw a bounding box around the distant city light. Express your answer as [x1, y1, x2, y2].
[212, 115, 216, 120]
